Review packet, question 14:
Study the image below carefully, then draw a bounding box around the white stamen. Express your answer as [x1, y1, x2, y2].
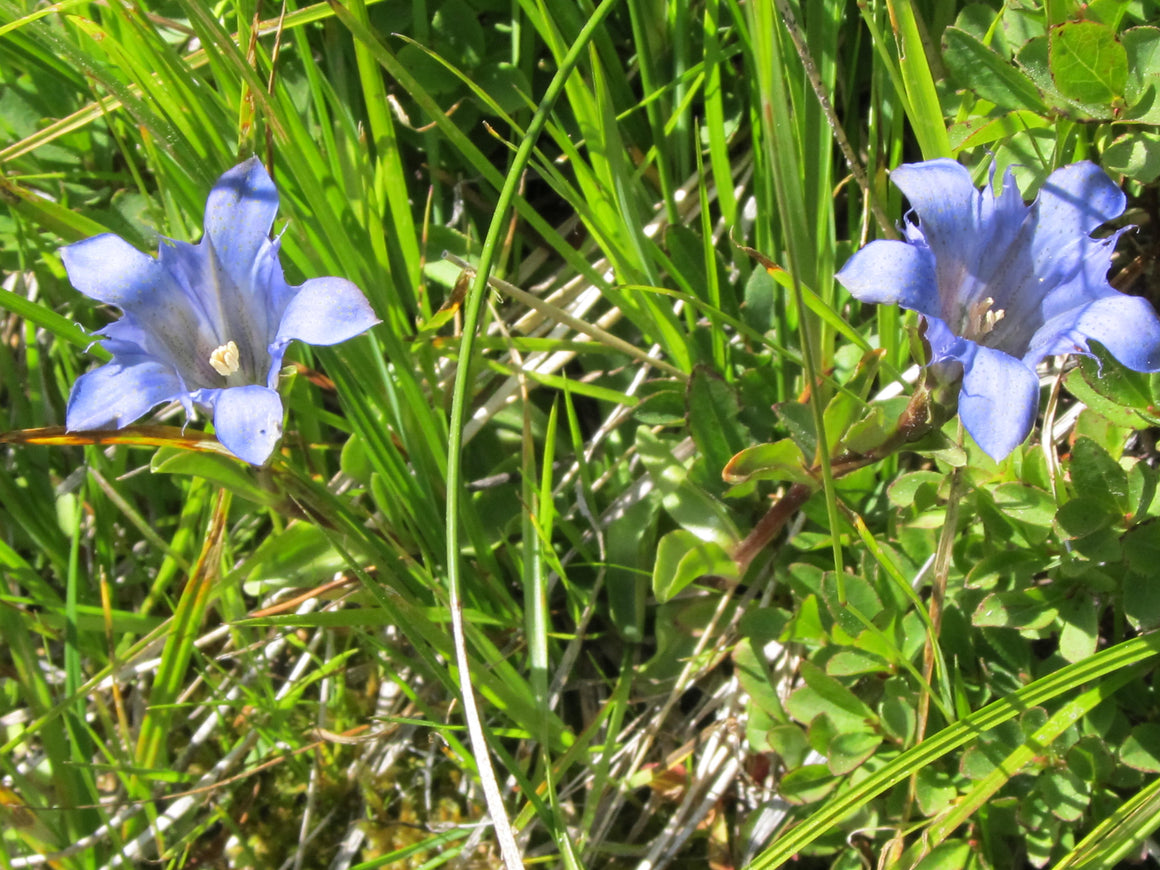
[963, 297, 1006, 339]
[209, 340, 240, 377]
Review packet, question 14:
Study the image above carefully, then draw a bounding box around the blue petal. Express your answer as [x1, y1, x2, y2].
[921, 314, 969, 363]
[836, 239, 939, 315]
[1074, 294, 1160, 372]
[254, 238, 297, 338]
[894, 161, 1035, 317]
[60, 234, 165, 308]
[157, 237, 270, 384]
[1032, 233, 1123, 326]
[156, 238, 229, 332]
[890, 160, 987, 262]
[62, 235, 227, 381]
[212, 384, 284, 465]
[890, 160, 978, 228]
[66, 354, 184, 431]
[1033, 162, 1125, 248]
[1031, 163, 1126, 296]
[958, 345, 1041, 461]
[272, 277, 379, 350]
[203, 157, 279, 293]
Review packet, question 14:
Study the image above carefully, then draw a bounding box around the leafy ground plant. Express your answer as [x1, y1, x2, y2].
[4, 1, 1160, 869]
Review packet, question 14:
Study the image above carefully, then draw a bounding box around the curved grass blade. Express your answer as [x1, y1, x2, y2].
[747, 632, 1160, 868]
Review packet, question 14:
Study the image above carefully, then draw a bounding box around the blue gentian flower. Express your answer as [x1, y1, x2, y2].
[62, 157, 378, 465]
[836, 158, 1160, 460]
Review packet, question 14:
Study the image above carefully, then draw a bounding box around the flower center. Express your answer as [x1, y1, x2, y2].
[209, 340, 241, 377]
[961, 296, 1006, 342]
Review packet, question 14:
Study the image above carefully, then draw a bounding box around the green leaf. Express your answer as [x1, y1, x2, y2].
[722, 438, 812, 487]
[432, 0, 485, 67]
[906, 428, 969, 467]
[605, 496, 657, 643]
[781, 594, 829, 646]
[1076, 347, 1159, 417]
[740, 605, 791, 648]
[1073, 408, 1132, 460]
[785, 661, 877, 731]
[913, 840, 973, 870]
[1102, 129, 1160, 183]
[827, 730, 882, 775]
[1036, 767, 1090, 822]
[778, 764, 838, 805]
[1065, 365, 1155, 429]
[1023, 810, 1062, 866]
[241, 523, 345, 592]
[764, 724, 810, 769]
[788, 562, 826, 596]
[666, 225, 724, 311]
[339, 432, 373, 484]
[1068, 437, 1129, 513]
[820, 571, 883, 637]
[151, 449, 282, 507]
[915, 766, 959, 816]
[843, 396, 910, 455]
[1121, 724, 1160, 772]
[1067, 736, 1115, 784]
[887, 470, 944, 509]
[475, 61, 532, 115]
[972, 588, 1063, 630]
[821, 380, 872, 457]
[954, 2, 1027, 55]
[635, 380, 688, 426]
[1058, 595, 1100, 663]
[651, 529, 739, 604]
[1083, 0, 1131, 29]
[1123, 521, 1160, 576]
[943, 26, 1049, 112]
[775, 401, 817, 460]
[686, 368, 749, 482]
[844, 348, 887, 402]
[965, 549, 1044, 590]
[1128, 460, 1159, 520]
[1056, 496, 1118, 539]
[396, 42, 461, 95]
[734, 635, 786, 722]
[1018, 35, 1114, 118]
[637, 427, 740, 548]
[1124, 524, 1160, 630]
[1123, 26, 1160, 116]
[991, 482, 1056, 528]
[880, 677, 917, 744]
[821, 390, 864, 456]
[1018, 706, 1050, 738]
[826, 648, 892, 677]
[1049, 20, 1128, 105]
[742, 263, 775, 333]
[949, 110, 1053, 152]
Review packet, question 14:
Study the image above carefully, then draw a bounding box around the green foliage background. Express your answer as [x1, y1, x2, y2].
[4, 0, 1160, 867]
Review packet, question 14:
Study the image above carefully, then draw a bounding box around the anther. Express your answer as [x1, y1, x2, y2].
[963, 297, 1006, 339]
[209, 340, 241, 377]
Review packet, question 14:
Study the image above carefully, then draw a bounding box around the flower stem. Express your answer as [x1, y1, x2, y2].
[902, 446, 964, 839]
[732, 482, 815, 575]
[917, 461, 961, 740]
